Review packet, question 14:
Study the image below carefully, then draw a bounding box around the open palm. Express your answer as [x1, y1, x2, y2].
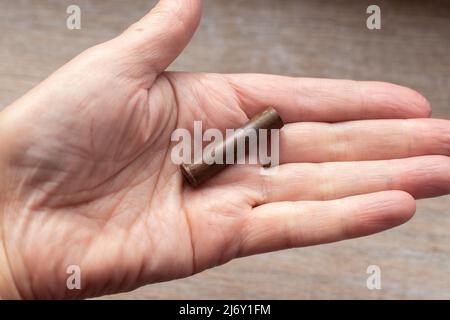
[0, 0, 449, 299]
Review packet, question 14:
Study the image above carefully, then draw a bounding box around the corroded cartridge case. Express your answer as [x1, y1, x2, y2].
[180, 107, 284, 187]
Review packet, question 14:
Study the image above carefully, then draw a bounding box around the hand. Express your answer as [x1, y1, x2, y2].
[0, 0, 449, 299]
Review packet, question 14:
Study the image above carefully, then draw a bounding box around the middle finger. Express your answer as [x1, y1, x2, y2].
[280, 118, 450, 163]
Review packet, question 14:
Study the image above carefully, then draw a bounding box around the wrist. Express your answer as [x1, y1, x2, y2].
[0, 119, 20, 299]
[0, 224, 21, 299]
[0, 196, 21, 300]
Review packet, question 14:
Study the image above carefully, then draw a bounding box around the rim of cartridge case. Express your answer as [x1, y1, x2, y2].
[180, 164, 198, 187]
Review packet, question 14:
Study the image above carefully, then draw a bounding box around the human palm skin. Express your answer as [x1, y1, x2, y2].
[0, 0, 449, 299]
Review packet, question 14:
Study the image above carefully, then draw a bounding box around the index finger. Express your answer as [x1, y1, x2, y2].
[225, 74, 431, 122]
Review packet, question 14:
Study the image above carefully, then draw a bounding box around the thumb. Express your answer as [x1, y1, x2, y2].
[119, 0, 202, 75]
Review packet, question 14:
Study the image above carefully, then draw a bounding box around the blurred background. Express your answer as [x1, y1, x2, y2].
[0, 0, 449, 299]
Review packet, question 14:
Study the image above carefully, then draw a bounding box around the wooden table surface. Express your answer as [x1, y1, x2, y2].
[0, 0, 449, 299]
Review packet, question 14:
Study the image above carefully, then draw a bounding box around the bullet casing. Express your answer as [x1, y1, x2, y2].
[180, 107, 284, 187]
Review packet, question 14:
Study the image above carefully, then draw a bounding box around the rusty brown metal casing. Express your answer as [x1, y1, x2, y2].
[180, 107, 284, 187]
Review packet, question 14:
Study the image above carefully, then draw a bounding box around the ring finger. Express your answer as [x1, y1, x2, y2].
[225, 155, 450, 205]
